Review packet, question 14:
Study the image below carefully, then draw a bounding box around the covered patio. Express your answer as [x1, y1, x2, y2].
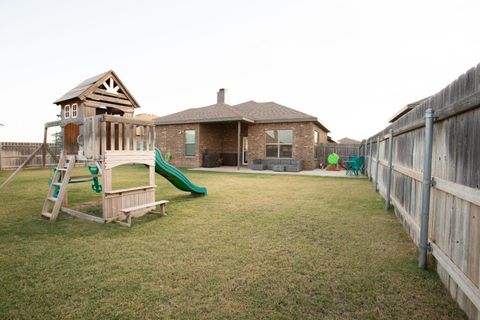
[199, 121, 250, 169]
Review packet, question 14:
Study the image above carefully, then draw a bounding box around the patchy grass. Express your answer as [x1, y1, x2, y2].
[0, 166, 466, 319]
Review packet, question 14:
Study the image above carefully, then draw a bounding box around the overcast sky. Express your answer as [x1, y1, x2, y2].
[1, 0, 480, 142]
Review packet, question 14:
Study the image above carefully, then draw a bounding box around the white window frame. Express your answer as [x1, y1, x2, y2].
[64, 104, 70, 119]
[265, 129, 293, 158]
[71, 103, 78, 118]
[185, 129, 196, 156]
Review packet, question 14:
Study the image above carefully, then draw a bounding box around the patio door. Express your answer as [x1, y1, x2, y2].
[242, 137, 248, 165]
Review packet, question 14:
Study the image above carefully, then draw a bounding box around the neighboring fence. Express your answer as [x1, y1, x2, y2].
[364, 64, 480, 319]
[0, 142, 60, 170]
[317, 143, 362, 165]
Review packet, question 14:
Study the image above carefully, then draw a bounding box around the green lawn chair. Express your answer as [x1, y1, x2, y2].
[348, 156, 364, 176]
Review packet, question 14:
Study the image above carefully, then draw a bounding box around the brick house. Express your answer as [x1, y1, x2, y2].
[154, 89, 330, 170]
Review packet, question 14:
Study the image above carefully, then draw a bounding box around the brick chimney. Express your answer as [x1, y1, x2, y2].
[217, 88, 228, 104]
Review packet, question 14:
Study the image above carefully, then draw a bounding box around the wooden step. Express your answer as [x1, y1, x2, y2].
[121, 200, 169, 213]
[41, 212, 52, 219]
[53, 182, 62, 186]
[47, 197, 58, 202]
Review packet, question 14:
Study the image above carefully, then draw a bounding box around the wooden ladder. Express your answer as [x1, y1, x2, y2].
[41, 153, 76, 222]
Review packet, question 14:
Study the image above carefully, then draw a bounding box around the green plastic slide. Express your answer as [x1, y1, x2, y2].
[154, 148, 207, 196]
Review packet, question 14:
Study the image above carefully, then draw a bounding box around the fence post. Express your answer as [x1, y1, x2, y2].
[0, 142, 2, 171]
[365, 139, 372, 179]
[368, 139, 373, 180]
[364, 140, 367, 176]
[419, 108, 435, 269]
[385, 129, 394, 210]
[374, 136, 380, 192]
[42, 126, 48, 168]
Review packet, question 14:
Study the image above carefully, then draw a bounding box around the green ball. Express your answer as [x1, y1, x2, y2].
[327, 153, 339, 165]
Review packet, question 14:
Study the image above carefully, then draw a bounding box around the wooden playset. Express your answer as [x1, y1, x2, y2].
[0, 70, 207, 225]
[39, 70, 167, 226]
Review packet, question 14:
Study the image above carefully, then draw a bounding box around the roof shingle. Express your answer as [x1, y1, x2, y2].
[155, 100, 329, 132]
[155, 103, 253, 125]
[54, 71, 109, 104]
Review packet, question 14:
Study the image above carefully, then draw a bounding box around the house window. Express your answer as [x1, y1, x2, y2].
[265, 129, 293, 158]
[72, 103, 78, 118]
[64, 105, 70, 119]
[314, 130, 319, 159]
[185, 129, 196, 156]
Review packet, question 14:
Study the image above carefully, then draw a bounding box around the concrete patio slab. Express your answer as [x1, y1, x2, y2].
[189, 166, 366, 177]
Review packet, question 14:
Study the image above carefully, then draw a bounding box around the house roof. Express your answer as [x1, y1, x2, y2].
[338, 137, 361, 144]
[53, 70, 140, 108]
[327, 136, 336, 143]
[389, 96, 431, 123]
[233, 101, 314, 122]
[155, 100, 330, 132]
[135, 113, 160, 121]
[155, 103, 254, 125]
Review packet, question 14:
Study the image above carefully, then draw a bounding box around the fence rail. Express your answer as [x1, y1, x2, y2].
[364, 63, 480, 319]
[0, 142, 60, 170]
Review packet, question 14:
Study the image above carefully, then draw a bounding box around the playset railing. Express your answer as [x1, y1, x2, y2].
[82, 115, 155, 160]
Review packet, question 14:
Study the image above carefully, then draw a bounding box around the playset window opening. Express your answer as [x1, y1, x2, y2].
[72, 104, 78, 118]
[64, 105, 70, 119]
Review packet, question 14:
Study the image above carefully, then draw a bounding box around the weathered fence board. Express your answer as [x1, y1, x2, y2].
[317, 143, 362, 165]
[365, 63, 480, 319]
[0, 142, 60, 170]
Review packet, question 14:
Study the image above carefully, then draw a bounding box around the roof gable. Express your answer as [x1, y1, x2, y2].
[54, 70, 140, 109]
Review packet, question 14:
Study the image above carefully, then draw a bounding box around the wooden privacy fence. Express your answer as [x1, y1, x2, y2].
[317, 143, 362, 164]
[0, 142, 60, 170]
[364, 63, 480, 319]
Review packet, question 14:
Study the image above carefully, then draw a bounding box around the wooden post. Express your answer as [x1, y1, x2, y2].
[61, 126, 65, 156]
[42, 126, 48, 167]
[118, 123, 123, 151]
[237, 121, 241, 170]
[363, 139, 367, 175]
[385, 129, 394, 210]
[111, 122, 116, 151]
[101, 121, 107, 155]
[149, 165, 155, 186]
[152, 126, 156, 151]
[374, 136, 380, 192]
[125, 124, 131, 151]
[368, 139, 373, 181]
[0, 142, 3, 171]
[102, 163, 110, 220]
[132, 125, 137, 151]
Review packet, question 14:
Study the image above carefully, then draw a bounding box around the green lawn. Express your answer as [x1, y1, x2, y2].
[0, 166, 466, 319]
